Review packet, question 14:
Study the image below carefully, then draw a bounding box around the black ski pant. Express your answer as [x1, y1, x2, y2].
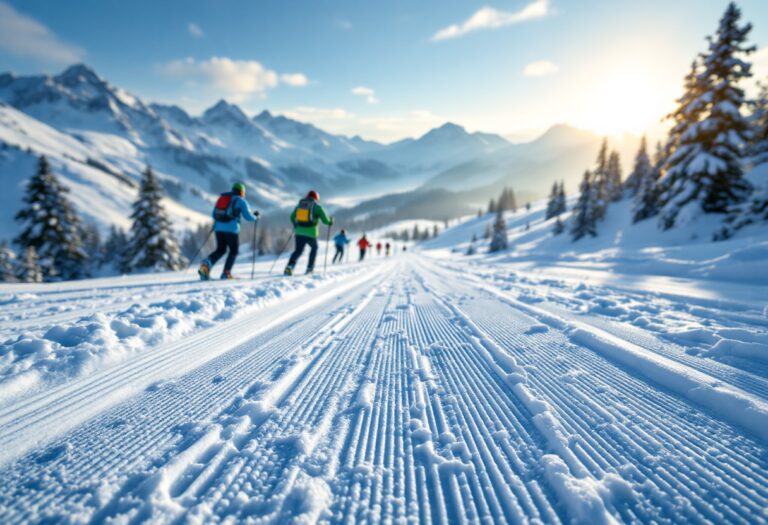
[359, 248, 367, 261]
[207, 231, 239, 273]
[287, 235, 318, 271]
[332, 244, 344, 264]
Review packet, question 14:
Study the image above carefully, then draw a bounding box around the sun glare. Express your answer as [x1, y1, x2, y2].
[576, 65, 674, 136]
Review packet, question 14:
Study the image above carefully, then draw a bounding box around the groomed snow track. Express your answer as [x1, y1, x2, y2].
[1, 255, 767, 524]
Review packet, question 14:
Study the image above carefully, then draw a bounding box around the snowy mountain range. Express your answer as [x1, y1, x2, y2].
[0, 64, 632, 237]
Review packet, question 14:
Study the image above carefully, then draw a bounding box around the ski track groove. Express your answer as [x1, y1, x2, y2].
[0, 256, 766, 524]
[420, 258, 768, 524]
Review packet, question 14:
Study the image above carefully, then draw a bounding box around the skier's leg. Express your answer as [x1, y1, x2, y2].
[206, 232, 227, 267]
[306, 238, 319, 272]
[287, 235, 307, 269]
[223, 233, 239, 273]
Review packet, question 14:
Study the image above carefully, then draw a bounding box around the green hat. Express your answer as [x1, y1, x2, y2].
[232, 182, 246, 194]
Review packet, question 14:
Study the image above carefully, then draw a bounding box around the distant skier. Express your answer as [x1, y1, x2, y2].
[332, 229, 350, 264]
[376, 242, 382, 256]
[385, 242, 391, 257]
[284, 190, 333, 276]
[358, 235, 371, 261]
[198, 182, 260, 280]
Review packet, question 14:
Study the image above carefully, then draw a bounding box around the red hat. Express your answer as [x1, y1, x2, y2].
[307, 190, 319, 201]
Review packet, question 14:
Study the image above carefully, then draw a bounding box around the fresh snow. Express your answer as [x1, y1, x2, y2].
[1, 200, 766, 524]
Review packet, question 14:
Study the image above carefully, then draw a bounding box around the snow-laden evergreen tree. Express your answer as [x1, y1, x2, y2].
[412, 224, 421, 242]
[16, 246, 43, 283]
[632, 140, 663, 222]
[489, 209, 508, 252]
[487, 198, 496, 214]
[555, 181, 567, 216]
[552, 215, 565, 235]
[715, 79, 768, 238]
[483, 223, 492, 240]
[591, 138, 610, 220]
[433, 224, 439, 238]
[545, 181, 560, 219]
[14, 156, 86, 280]
[658, 3, 755, 230]
[497, 187, 517, 213]
[103, 226, 131, 273]
[80, 223, 102, 270]
[625, 137, 652, 197]
[606, 150, 623, 201]
[570, 170, 598, 240]
[0, 242, 17, 282]
[126, 166, 186, 271]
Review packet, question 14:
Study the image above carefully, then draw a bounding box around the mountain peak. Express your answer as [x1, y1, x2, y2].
[202, 99, 249, 124]
[420, 122, 468, 141]
[55, 64, 104, 86]
[254, 109, 273, 121]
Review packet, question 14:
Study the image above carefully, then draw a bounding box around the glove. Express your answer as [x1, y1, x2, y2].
[329, 218, 335, 226]
[254, 210, 261, 219]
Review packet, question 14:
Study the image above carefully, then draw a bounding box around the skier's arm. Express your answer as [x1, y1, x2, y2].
[316, 204, 333, 226]
[238, 199, 260, 222]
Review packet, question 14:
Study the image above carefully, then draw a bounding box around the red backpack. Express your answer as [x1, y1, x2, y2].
[213, 192, 237, 223]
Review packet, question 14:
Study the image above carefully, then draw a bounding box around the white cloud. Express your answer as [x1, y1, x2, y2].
[523, 60, 558, 77]
[0, 1, 84, 63]
[352, 86, 379, 104]
[159, 57, 309, 100]
[281, 73, 309, 87]
[432, 0, 552, 42]
[188, 22, 204, 38]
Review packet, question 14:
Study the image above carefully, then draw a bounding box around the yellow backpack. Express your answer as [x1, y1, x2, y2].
[295, 198, 316, 227]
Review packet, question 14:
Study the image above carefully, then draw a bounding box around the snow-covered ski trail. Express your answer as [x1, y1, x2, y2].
[1, 255, 767, 524]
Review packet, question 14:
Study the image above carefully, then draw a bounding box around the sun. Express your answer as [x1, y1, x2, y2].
[576, 64, 674, 136]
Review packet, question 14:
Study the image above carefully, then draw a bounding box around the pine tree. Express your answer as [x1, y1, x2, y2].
[715, 79, 768, 238]
[14, 156, 86, 280]
[16, 246, 43, 283]
[103, 226, 131, 273]
[591, 139, 610, 220]
[497, 187, 517, 213]
[483, 223, 492, 240]
[557, 181, 567, 215]
[606, 150, 623, 201]
[553, 216, 565, 235]
[0, 242, 17, 282]
[80, 223, 102, 270]
[545, 181, 560, 220]
[432, 224, 439, 238]
[658, 3, 755, 229]
[412, 224, 420, 242]
[570, 170, 598, 240]
[487, 198, 496, 214]
[489, 209, 508, 252]
[126, 166, 186, 271]
[633, 142, 664, 223]
[625, 137, 652, 197]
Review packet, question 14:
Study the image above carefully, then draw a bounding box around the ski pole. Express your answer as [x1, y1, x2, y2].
[323, 224, 332, 275]
[187, 227, 214, 270]
[250, 218, 259, 280]
[269, 231, 294, 274]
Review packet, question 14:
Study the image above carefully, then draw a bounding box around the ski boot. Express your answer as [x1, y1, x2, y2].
[305, 267, 314, 275]
[221, 270, 237, 280]
[198, 261, 211, 281]
[283, 266, 293, 276]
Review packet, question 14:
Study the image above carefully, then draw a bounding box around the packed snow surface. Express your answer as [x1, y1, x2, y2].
[0, 217, 767, 523]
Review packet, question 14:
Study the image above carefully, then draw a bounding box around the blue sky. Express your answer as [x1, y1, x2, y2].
[1, 0, 767, 143]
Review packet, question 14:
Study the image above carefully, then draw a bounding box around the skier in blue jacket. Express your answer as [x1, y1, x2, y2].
[332, 229, 350, 264]
[198, 182, 260, 280]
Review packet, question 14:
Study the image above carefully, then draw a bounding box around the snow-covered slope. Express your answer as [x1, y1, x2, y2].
[0, 240, 766, 523]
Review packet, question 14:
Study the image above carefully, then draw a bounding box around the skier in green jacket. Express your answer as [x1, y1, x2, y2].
[284, 190, 333, 275]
